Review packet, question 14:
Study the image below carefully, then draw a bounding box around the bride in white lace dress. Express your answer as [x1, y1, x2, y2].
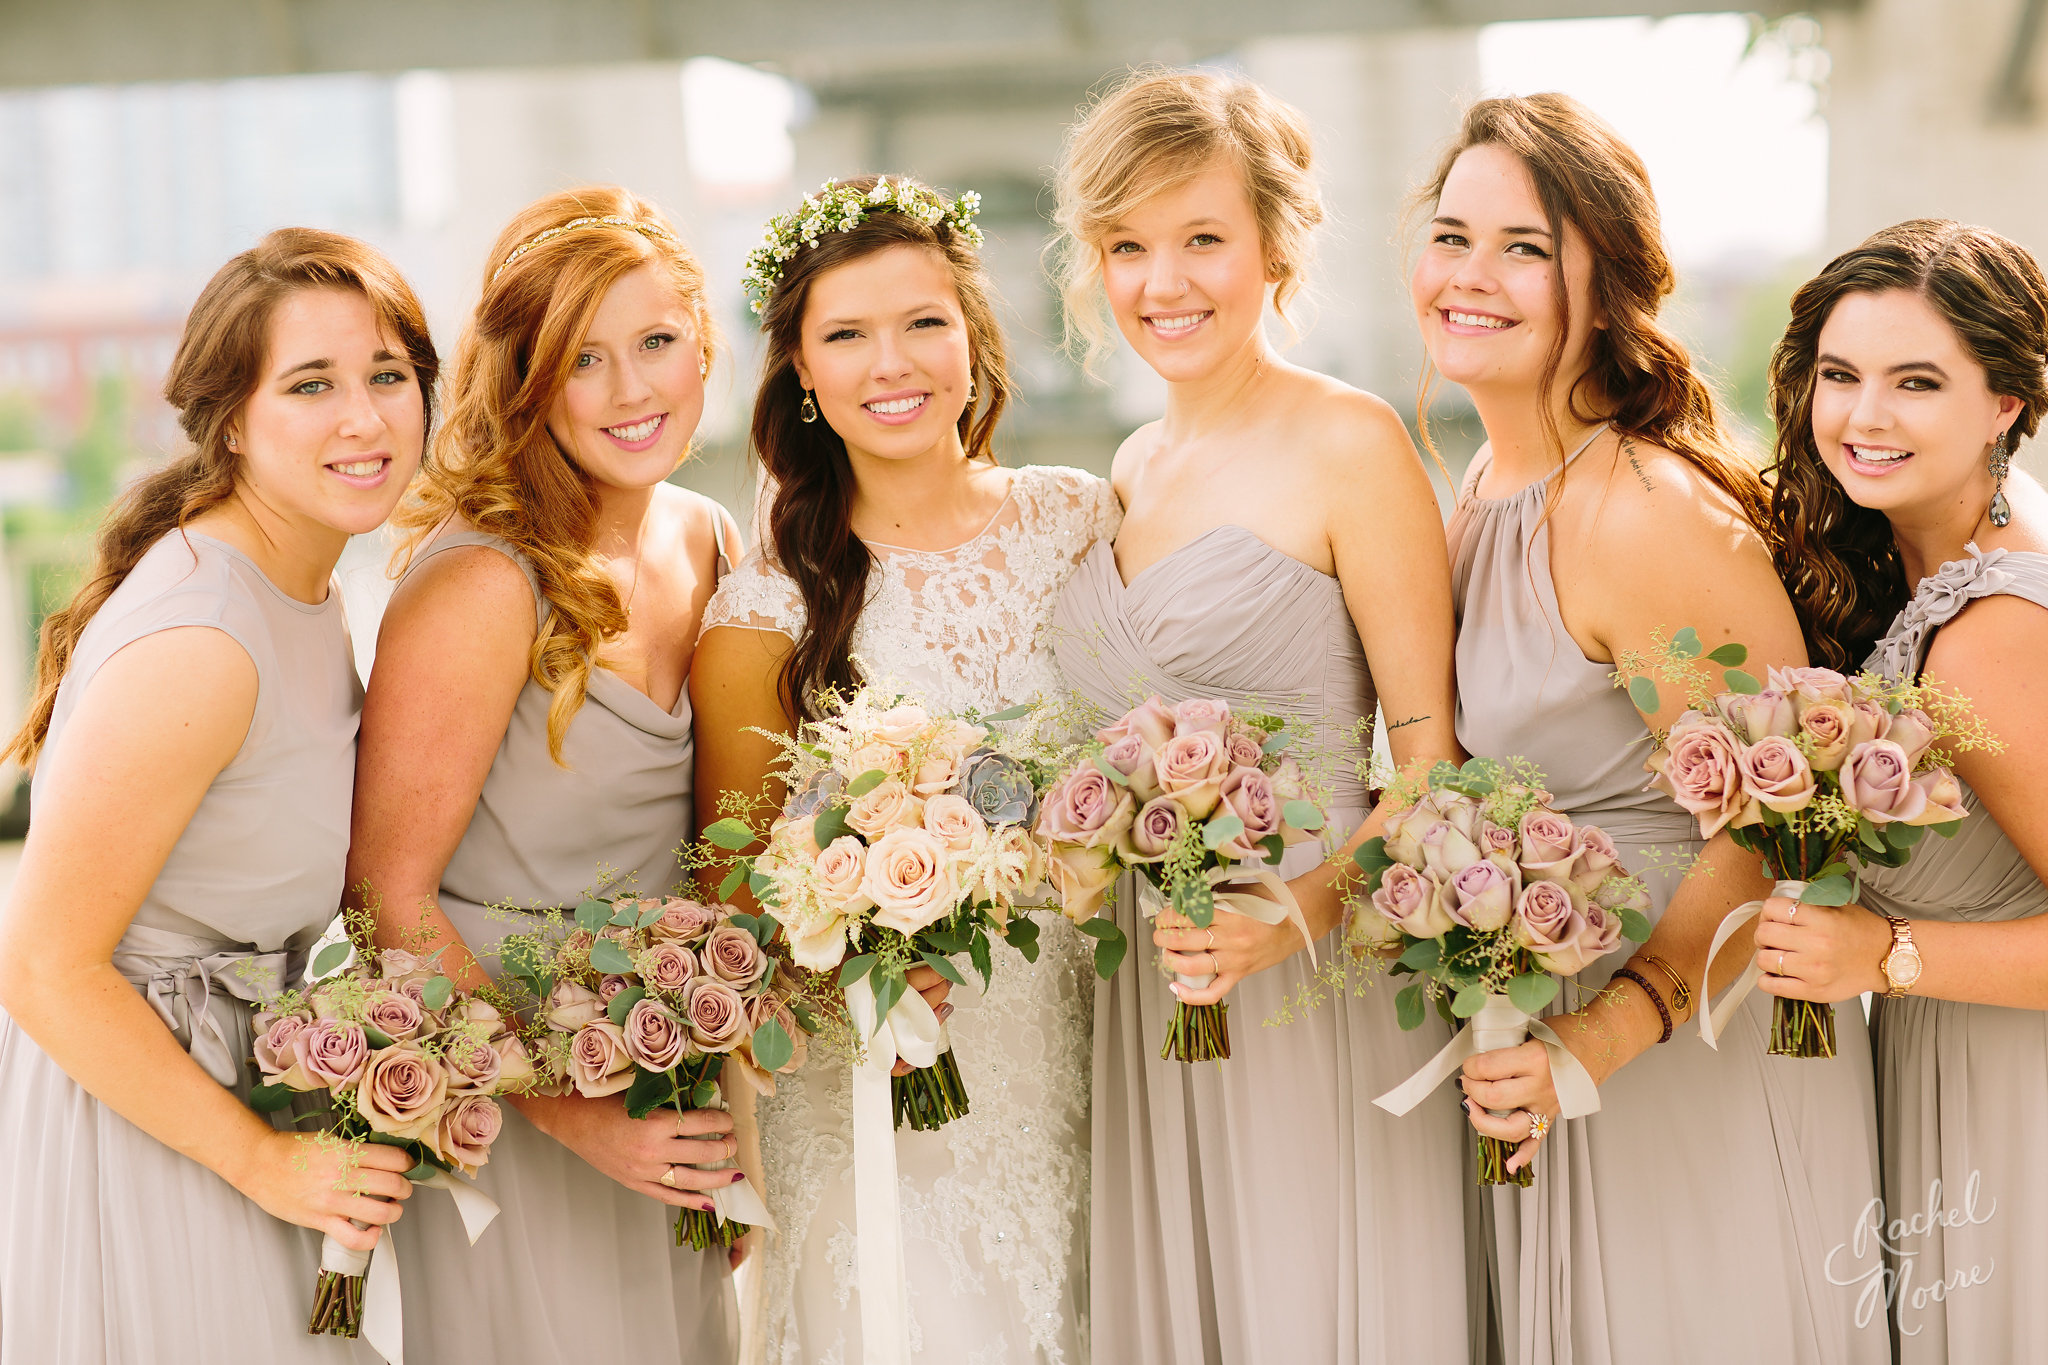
[691, 176, 1118, 1364]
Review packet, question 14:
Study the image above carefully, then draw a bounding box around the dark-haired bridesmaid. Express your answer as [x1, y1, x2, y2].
[0, 229, 435, 1360]
[1749, 218, 2048, 1362]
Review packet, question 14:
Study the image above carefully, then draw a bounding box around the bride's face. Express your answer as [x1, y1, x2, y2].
[792, 244, 973, 463]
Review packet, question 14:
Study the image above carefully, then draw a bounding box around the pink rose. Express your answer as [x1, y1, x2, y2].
[291, 1020, 370, 1093]
[1740, 736, 1816, 814]
[813, 835, 872, 914]
[1517, 808, 1577, 881]
[1432, 791, 1485, 842]
[1214, 766, 1282, 861]
[1097, 695, 1177, 750]
[598, 974, 630, 1003]
[1371, 862, 1457, 938]
[1268, 756, 1307, 805]
[922, 794, 988, 852]
[356, 1044, 449, 1141]
[1847, 698, 1893, 748]
[848, 778, 923, 842]
[1797, 699, 1856, 771]
[1840, 740, 1926, 824]
[547, 980, 605, 1032]
[1118, 795, 1188, 864]
[1225, 730, 1264, 768]
[1885, 709, 1938, 769]
[1767, 666, 1855, 708]
[1036, 767, 1136, 848]
[449, 998, 502, 1033]
[648, 897, 719, 944]
[490, 1032, 535, 1088]
[568, 1020, 635, 1097]
[1448, 859, 1517, 932]
[443, 1033, 503, 1095]
[1154, 730, 1230, 820]
[1478, 821, 1521, 884]
[1421, 821, 1483, 878]
[860, 826, 960, 936]
[1647, 717, 1752, 838]
[622, 998, 692, 1072]
[373, 948, 424, 979]
[1172, 697, 1231, 737]
[1716, 690, 1797, 744]
[254, 1011, 313, 1078]
[1904, 768, 1969, 826]
[643, 940, 698, 993]
[1099, 731, 1162, 801]
[1567, 824, 1622, 893]
[685, 978, 749, 1053]
[1558, 900, 1623, 976]
[1382, 795, 1443, 867]
[438, 1095, 502, 1173]
[1513, 878, 1599, 974]
[704, 924, 769, 989]
[1047, 840, 1120, 922]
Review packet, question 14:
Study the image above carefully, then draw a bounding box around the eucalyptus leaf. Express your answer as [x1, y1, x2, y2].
[1258, 833, 1286, 866]
[1886, 821, 1927, 850]
[1092, 753, 1132, 786]
[636, 901, 665, 928]
[609, 904, 640, 927]
[1670, 626, 1704, 659]
[1394, 981, 1426, 1031]
[575, 898, 612, 933]
[421, 976, 454, 1011]
[311, 941, 352, 979]
[846, 768, 889, 798]
[622, 1065, 676, 1121]
[1260, 729, 1294, 756]
[1800, 876, 1855, 907]
[812, 805, 852, 850]
[1930, 818, 1963, 838]
[703, 817, 756, 850]
[1627, 676, 1661, 714]
[1202, 813, 1245, 851]
[1452, 983, 1489, 1018]
[980, 702, 1033, 724]
[248, 1081, 298, 1113]
[718, 862, 747, 901]
[1089, 921, 1129, 979]
[919, 951, 968, 988]
[1508, 971, 1561, 1015]
[606, 984, 647, 1027]
[1723, 668, 1763, 695]
[1003, 915, 1041, 964]
[1397, 938, 1442, 972]
[1618, 907, 1654, 943]
[870, 969, 907, 1027]
[363, 1025, 396, 1049]
[1281, 800, 1324, 833]
[692, 1078, 719, 1107]
[837, 953, 877, 987]
[589, 938, 636, 974]
[752, 1017, 795, 1072]
[1706, 641, 1749, 666]
[1352, 837, 1393, 873]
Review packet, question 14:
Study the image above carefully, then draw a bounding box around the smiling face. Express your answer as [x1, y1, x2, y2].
[790, 243, 972, 463]
[1096, 159, 1274, 383]
[1810, 287, 2020, 518]
[227, 286, 425, 536]
[1410, 143, 1601, 400]
[545, 261, 707, 491]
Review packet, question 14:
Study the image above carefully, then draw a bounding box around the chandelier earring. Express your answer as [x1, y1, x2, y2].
[1990, 430, 2013, 528]
[800, 389, 819, 424]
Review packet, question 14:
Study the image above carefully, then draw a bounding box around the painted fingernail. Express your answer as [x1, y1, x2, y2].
[1169, 983, 1184, 1000]
[731, 1171, 745, 1183]
[1460, 1097, 1471, 1115]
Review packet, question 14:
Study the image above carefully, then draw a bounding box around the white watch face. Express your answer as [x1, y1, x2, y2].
[1889, 947, 1923, 987]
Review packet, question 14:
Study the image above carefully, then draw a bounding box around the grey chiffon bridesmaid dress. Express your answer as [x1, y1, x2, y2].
[1857, 544, 2048, 1362]
[1449, 440, 1889, 1365]
[0, 531, 372, 1364]
[1052, 524, 1471, 1365]
[384, 526, 736, 1363]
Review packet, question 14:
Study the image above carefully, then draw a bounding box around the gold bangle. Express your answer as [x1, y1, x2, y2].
[1635, 954, 1694, 1018]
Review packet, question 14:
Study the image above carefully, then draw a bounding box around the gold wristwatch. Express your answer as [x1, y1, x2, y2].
[1881, 915, 1923, 998]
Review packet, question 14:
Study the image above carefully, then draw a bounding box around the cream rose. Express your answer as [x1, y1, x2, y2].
[813, 835, 873, 914]
[847, 778, 923, 842]
[1047, 840, 1120, 922]
[923, 794, 987, 852]
[860, 826, 959, 936]
[1154, 730, 1230, 821]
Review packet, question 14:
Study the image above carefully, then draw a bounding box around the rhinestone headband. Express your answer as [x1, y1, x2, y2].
[492, 214, 679, 283]
[741, 177, 984, 315]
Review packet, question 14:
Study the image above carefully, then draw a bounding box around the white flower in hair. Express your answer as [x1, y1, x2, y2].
[740, 175, 987, 315]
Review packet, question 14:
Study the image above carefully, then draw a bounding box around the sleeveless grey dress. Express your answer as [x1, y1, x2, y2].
[1052, 524, 1471, 1365]
[1450, 447, 1890, 1365]
[1857, 544, 2048, 1362]
[385, 526, 736, 1363]
[0, 530, 370, 1364]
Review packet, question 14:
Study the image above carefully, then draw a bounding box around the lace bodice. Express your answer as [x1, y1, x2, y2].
[701, 464, 1119, 714]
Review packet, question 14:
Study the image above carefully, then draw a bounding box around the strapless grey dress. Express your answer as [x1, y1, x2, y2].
[1052, 524, 1470, 1365]
[1450, 451, 1889, 1365]
[1857, 544, 2048, 1362]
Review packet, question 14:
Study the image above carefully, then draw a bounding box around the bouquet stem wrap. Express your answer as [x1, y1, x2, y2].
[1138, 866, 1319, 1058]
[673, 1086, 777, 1249]
[313, 1170, 499, 1363]
[844, 975, 946, 1365]
[1697, 879, 1834, 1056]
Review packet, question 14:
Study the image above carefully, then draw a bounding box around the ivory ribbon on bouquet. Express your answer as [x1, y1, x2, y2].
[1372, 992, 1602, 1120]
[844, 974, 947, 1365]
[1137, 864, 1319, 991]
[319, 1170, 499, 1365]
[688, 1087, 778, 1233]
[1697, 879, 1809, 1049]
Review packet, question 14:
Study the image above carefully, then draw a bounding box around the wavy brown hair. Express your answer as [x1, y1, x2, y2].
[395, 186, 717, 762]
[1412, 93, 1766, 525]
[1768, 219, 2048, 669]
[752, 174, 1011, 723]
[5, 228, 437, 769]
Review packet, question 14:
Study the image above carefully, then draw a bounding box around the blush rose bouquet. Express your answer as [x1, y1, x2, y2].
[495, 893, 806, 1251]
[698, 685, 1105, 1132]
[248, 933, 527, 1342]
[1623, 628, 1983, 1057]
[1035, 695, 1329, 1062]
[1353, 758, 1651, 1186]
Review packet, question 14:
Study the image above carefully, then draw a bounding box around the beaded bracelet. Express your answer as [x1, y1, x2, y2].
[1610, 966, 1673, 1045]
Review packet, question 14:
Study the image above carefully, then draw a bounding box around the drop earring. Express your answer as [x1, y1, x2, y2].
[1990, 430, 2013, 528]
[800, 389, 819, 424]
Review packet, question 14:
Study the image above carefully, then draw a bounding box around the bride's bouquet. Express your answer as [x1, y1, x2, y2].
[1356, 758, 1650, 1185]
[1623, 629, 1982, 1057]
[1035, 695, 1328, 1062]
[249, 935, 518, 1344]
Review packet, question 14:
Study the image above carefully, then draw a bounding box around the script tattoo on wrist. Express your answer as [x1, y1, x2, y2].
[1385, 714, 1430, 732]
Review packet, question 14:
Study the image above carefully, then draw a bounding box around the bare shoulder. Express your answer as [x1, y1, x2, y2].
[382, 540, 536, 647]
[653, 482, 742, 570]
[1923, 590, 2048, 691]
[1277, 371, 1425, 482]
[1576, 433, 1766, 564]
[1108, 420, 1164, 504]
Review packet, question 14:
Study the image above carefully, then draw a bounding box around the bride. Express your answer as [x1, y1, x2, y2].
[691, 176, 1118, 1362]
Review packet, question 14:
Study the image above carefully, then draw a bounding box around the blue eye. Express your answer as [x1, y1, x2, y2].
[292, 378, 331, 396]
[371, 370, 406, 386]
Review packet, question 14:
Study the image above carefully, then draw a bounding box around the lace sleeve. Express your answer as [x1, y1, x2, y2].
[698, 550, 805, 642]
[1016, 464, 1120, 558]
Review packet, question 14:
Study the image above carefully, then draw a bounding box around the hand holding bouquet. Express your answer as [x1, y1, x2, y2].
[1036, 695, 1328, 1062]
[1355, 758, 1650, 1185]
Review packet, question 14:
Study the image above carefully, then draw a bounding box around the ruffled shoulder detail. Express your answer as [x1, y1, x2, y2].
[698, 547, 804, 641]
[1866, 542, 2019, 680]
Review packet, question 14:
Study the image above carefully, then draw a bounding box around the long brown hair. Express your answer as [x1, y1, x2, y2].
[395, 186, 718, 762]
[1768, 219, 2048, 668]
[5, 228, 437, 769]
[1412, 93, 1766, 525]
[752, 174, 1012, 723]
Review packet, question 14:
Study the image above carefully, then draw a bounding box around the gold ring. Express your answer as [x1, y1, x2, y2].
[1777, 951, 1787, 976]
[1205, 928, 1217, 952]
[659, 1165, 679, 1188]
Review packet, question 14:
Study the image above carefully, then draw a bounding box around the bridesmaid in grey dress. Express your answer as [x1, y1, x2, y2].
[1049, 70, 1470, 1364]
[0, 230, 436, 1361]
[1420, 97, 1885, 1363]
[1744, 221, 2048, 1363]
[346, 190, 741, 1361]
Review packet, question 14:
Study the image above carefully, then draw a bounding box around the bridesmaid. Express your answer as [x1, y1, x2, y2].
[1748, 219, 2048, 1361]
[0, 229, 435, 1360]
[1425, 94, 1886, 1363]
[1047, 68, 1470, 1364]
[346, 188, 742, 1360]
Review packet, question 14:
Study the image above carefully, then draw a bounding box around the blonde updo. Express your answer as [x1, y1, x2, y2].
[1051, 66, 1325, 374]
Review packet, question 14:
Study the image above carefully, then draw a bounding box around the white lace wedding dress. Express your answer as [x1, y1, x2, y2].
[699, 464, 1121, 1365]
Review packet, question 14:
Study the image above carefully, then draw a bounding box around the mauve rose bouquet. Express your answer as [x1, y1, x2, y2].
[1352, 758, 1650, 1186]
[1035, 695, 1328, 1062]
[249, 937, 529, 1340]
[699, 686, 1105, 1132]
[1624, 628, 1979, 1057]
[498, 893, 805, 1250]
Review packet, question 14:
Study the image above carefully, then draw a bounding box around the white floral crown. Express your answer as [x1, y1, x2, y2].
[741, 177, 984, 315]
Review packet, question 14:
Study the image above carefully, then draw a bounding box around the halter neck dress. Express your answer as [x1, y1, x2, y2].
[1052, 522, 1471, 1365]
[1857, 544, 2048, 1362]
[0, 530, 371, 1363]
[384, 524, 736, 1364]
[1449, 432, 1889, 1365]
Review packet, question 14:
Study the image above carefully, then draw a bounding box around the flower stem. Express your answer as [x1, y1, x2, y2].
[892, 1050, 971, 1131]
[1160, 1001, 1231, 1062]
[1768, 997, 1838, 1059]
[306, 1270, 365, 1338]
[674, 1208, 747, 1251]
[1475, 1133, 1534, 1188]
